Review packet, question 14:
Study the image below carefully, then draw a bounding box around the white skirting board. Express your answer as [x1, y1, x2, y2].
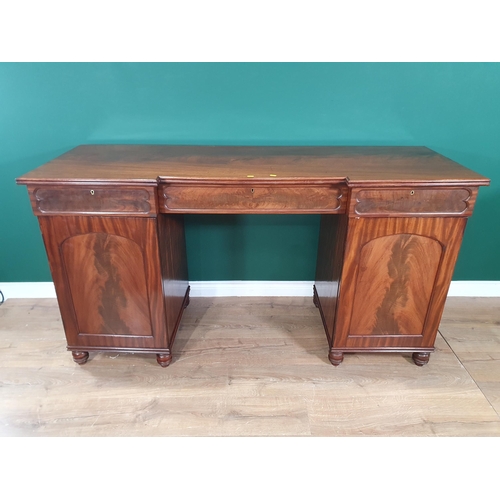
[1, 281, 500, 300]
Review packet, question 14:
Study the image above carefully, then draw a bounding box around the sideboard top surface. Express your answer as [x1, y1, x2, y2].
[16, 145, 490, 187]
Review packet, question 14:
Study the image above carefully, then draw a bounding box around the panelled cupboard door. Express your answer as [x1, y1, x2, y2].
[333, 217, 467, 351]
[38, 216, 168, 351]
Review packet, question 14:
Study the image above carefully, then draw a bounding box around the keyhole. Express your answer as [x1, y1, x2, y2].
[251, 188, 254, 194]
[90, 189, 95, 195]
[410, 190, 415, 196]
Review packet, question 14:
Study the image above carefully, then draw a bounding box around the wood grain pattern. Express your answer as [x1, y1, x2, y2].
[351, 187, 476, 217]
[160, 184, 346, 213]
[1, 297, 499, 437]
[16, 145, 490, 186]
[16, 145, 490, 368]
[332, 217, 467, 353]
[349, 234, 442, 336]
[38, 216, 167, 351]
[61, 232, 152, 336]
[29, 186, 156, 216]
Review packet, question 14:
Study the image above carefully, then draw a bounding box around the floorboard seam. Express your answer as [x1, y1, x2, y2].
[439, 330, 500, 421]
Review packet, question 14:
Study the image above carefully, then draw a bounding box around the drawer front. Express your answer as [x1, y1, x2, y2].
[159, 184, 346, 213]
[350, 187, 476, 217]
[29, 186, 157, 216]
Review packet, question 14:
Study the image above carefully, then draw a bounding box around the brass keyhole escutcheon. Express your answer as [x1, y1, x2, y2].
[410, 190, 415, 195]
[251, 188, 254, 193]
[90, 189, 95, 195]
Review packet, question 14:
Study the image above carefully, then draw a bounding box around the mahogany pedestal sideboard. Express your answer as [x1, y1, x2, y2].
[16, 146, 490, 367]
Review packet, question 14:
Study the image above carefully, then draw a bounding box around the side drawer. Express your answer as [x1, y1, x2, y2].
[350, 187, 477, 217]
[159, 184, 347, 213]
[28, 186, 157, 216]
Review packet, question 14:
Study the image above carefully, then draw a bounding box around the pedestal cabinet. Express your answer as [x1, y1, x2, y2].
[27, 184, 189, 367]
[17, 145, 489, 367]
[315, 215, 468, 366]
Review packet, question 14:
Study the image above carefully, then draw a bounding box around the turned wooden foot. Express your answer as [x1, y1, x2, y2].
[329, 350, 344, 366]
[72, 351, 89, 365]
[156, 352, 172, 367]
[412, 352, 430, 366]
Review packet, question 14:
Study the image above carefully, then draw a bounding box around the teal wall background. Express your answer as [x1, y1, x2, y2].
[1, 63, 498, 282]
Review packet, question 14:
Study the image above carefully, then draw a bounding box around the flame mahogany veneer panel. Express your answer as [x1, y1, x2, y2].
[61, 232, 153, 336]
[349, 234, 442, 336]
[38, 216, 168, 350]
[332, 217, 467, 351]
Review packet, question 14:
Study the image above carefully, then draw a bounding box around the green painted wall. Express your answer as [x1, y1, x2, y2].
[1, 63, 498, 282]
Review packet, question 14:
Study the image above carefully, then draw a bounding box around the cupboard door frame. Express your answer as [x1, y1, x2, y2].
[332, 217, 467, 351]
[38, 215, 168, 351]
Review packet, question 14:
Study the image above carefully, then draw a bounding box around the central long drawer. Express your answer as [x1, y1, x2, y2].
[158, 184, 347, 214]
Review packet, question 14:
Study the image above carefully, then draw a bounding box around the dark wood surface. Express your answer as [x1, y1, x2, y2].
[16, 145, 490, 186]
[331, 217, 467, 353]
[350, 187, 477, 217]
[17, 145, 490, 367]
[160, 184, 346, 213]
[29, 186, 157, 216]
[38, 216, 168, 350]
[61, 231, 153, 336]
[314, 214, 348, 345]
[157, 213, 190, 347]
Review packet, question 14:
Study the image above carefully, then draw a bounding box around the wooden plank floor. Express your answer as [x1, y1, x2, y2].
[1, 296, 499, 436]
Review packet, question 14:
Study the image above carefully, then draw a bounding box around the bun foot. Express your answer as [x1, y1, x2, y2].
[329, 350, 344, 366]
[412, 352, 430, 366]
[72, 351, 89, 365]
[156, 352, 172, 367]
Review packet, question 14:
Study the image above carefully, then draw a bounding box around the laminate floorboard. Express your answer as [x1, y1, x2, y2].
[1, 297, 499, 436]
[438, 297, 500, 416]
